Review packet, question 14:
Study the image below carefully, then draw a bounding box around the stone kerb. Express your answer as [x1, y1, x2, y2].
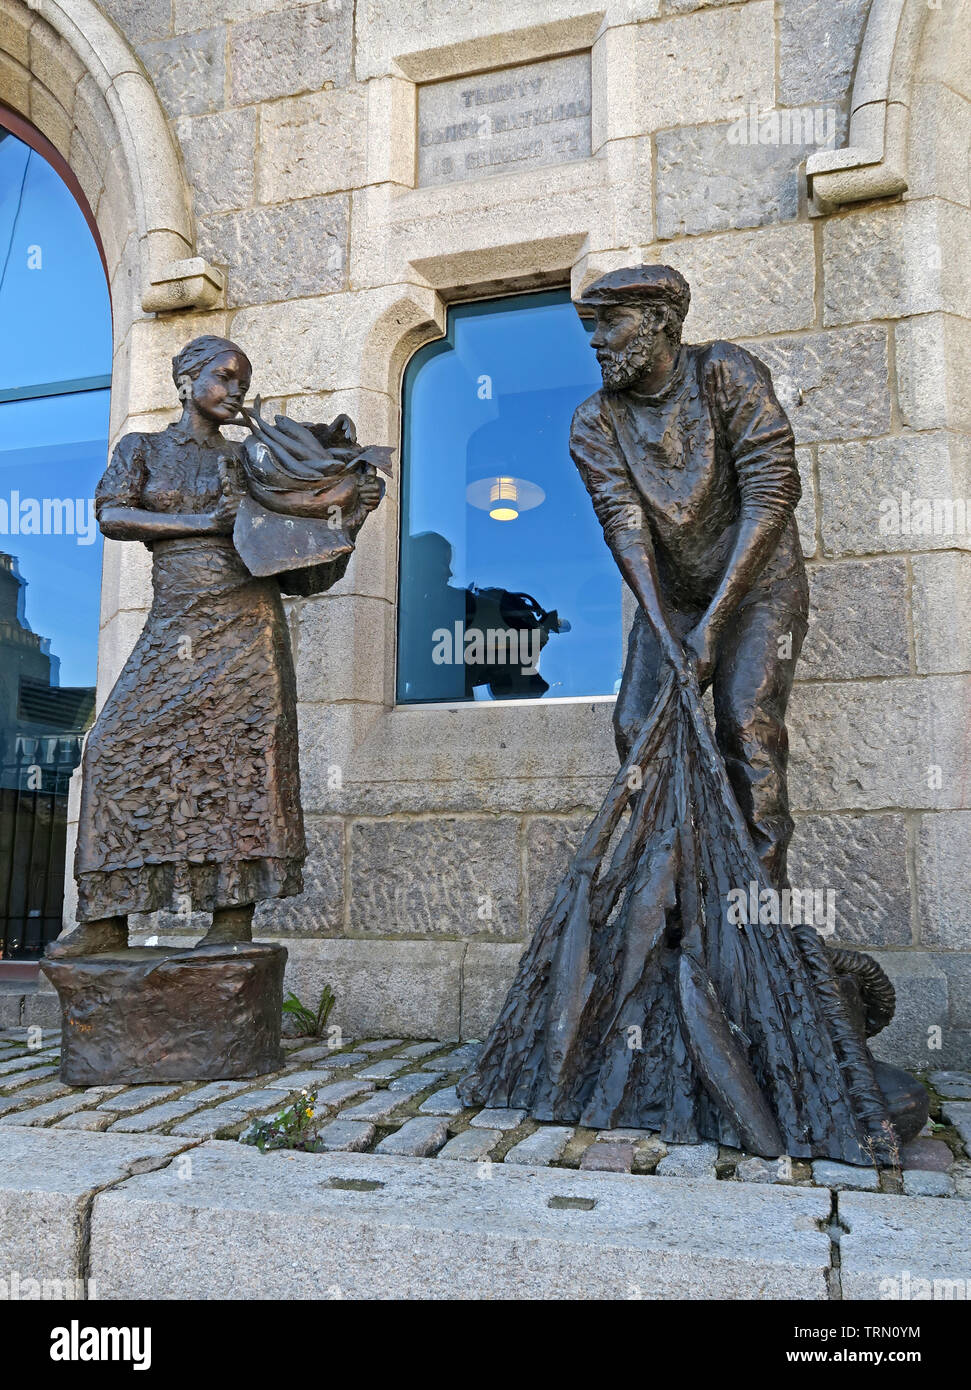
[2, 1032, 969, 1301]
[87, 1141, 837, 1300]
[0, 1126, 186, 1288]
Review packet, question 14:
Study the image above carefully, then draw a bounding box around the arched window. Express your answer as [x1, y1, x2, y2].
[397, 290, 623, 704]
[0, 110, 111, 958]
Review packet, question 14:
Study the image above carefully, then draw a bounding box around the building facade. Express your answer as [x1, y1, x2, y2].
[0, 0, 968, 1065]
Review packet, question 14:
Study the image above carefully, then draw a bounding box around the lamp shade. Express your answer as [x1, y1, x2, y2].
[466, 475, 546, 521]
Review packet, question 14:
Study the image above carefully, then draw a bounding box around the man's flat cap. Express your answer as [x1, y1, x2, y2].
[576, 264, 690, 319]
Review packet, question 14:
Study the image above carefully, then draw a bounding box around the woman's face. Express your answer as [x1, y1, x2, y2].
[191, 351, 252, 423]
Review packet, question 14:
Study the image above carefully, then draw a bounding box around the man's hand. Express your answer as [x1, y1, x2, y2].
[685, 618, 720, 686]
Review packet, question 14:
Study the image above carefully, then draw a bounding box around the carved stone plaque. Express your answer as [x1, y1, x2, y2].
[417, 53, 592, 188]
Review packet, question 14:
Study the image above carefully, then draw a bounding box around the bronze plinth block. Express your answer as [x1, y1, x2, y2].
[40, 943, 287, 1086]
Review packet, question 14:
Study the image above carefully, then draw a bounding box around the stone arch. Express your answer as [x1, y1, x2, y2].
[331, 282, 444, 691]
[895, 0, 971, 442]
[906, 0, 971, 210]
[808, 0, 926, 209]
[0, 0, 222, 316]
[807, 0, 970, 211]
[357, 285, 446, 403]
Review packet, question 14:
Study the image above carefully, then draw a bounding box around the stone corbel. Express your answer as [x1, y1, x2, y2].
[807, 0, 923, 213]
[142, 256, 226, 314]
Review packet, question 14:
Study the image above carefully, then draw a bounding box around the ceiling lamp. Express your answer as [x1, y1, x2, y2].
[466, 475, 546, 522]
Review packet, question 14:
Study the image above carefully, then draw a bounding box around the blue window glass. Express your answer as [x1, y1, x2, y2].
[0, 390, 108, 687]
[397, 290, 623, 704]
[0, 126, 110, 956]
[0, 130, 111, 394]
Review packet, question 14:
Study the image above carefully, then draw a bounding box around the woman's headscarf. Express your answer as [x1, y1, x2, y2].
[171, 335, 251, 385]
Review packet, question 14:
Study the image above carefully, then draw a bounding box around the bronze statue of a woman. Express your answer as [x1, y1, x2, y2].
[49, 335, 383, 959]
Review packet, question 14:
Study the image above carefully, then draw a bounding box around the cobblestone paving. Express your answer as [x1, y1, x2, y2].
[1, 1028, 968, 1198]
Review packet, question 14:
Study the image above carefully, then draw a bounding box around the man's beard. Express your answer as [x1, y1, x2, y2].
[597, 318, 663, 392]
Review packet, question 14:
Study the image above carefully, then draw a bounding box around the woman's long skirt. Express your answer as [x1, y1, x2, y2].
[75, 536, 304, 920]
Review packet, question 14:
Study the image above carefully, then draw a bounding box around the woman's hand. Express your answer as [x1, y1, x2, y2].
[358, 470, 384, 513]
[211, 456, 242, 533]
[211, 496, 238, 533]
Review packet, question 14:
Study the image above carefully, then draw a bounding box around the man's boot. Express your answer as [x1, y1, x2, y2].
[46, 916, 128, 959]
[196, 903, 254, 947]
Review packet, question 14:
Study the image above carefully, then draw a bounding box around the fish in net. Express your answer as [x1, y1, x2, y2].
[457, 667, 893, 1164]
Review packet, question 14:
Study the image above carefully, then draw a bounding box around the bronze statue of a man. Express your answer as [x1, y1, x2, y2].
[571, 264, 808, 887]
[460, 265, 921, 1162]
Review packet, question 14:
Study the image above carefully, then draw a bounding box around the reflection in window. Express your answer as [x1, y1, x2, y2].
[397, 291, 623, 704]
[0, 130, 110, 392]
[0, 124, 109, 956]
